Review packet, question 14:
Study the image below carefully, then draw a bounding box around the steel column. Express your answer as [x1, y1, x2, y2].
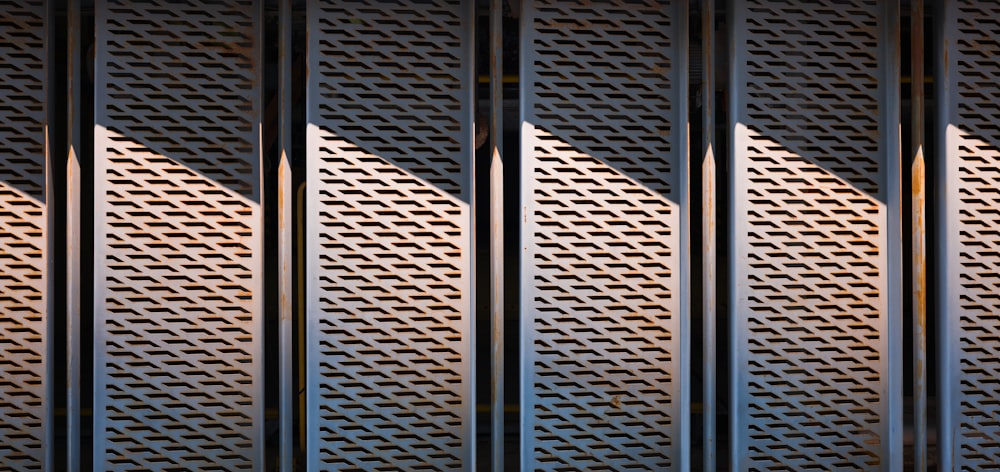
[728, 0, 902, 469]
[305, 0, 476, 469]
[520, 1, 690, 469]
[910, 0, 928, 469]
[490, 0, 505, 470]
[92, 1, 265, 469]
[66, 0, 83, 469]
[278, 0, 294, 469]
[936, 0, 1000, 469]
[0, 1, 52, 469]
[702, 0, 718, 470]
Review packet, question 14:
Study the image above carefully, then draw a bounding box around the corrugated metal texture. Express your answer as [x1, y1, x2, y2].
[305, 0, 475, 469]
[92, 0, 263, 469]
[728, 0, 902, 469]
[0, 1, 51, 469]
[520, 0, 689, 469]
[937, 0, 1000, 468]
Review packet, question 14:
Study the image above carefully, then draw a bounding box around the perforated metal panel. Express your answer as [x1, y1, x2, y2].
[520, 1, 689, 469]
[937, 0, 1000, 468]
[305, 0, 475, 469]
[729, 1, 902, 469]
[0, 1, 50, 469]
[92, 0, 263, 469]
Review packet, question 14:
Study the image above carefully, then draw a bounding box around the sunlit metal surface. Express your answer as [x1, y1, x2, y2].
[305, 0, 476, 469]
[729, 1, 902, 469]
[937, 0, 1000, 469]
[520, 0, 690, 469]
[0, 2, 998, 469]
[0, 1, 51, 468]
[910, 0, 928, 469]
[92, 0, 264, 468]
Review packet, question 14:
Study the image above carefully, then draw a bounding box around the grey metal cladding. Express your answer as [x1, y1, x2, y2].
[0, 1, 50, 469]
[729, 0, 902, 469]
[92, 0, 263, 469]
[305, 0, 475, 469]
[937, 0, 1000, 468]
[521, 0, 689, 470]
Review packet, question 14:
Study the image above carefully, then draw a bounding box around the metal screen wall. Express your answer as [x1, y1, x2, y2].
[729, 0, 902, 469]
[937, 0, 1000, 468]
[305, 0, 475, 469]
[520, 0, 689, 469]
[0, 1, 51, 469]
[92, 0, 263, 468]
[6, 1, 1000, 470]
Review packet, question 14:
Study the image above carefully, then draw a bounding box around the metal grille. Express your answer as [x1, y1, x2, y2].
[92, 0, 262, 468]
[0, 1, 49, 469]
[305, 0, 475, 469]
[520, 1, 688, 469]
[938, 0, 1000, 468]
[729, 0, 901, 469]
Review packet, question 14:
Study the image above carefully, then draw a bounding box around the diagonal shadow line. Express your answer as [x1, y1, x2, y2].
[726, 2, 901, 465]
[302, 1, 475, 468]
[90, 0, 263, 466]
[519, 1, 688, 466]
[307, 44, 471, 204]
[738, 5, 890, 206]
[0, 2, 50, 465]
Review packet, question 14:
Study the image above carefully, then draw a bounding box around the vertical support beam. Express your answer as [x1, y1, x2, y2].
[44, 1, 55, 468]
[520, 1, 689, 469]
[886, 6, 904, 469]
[910, 0, 927, 470]
[66, 0, 82, 469]
[489, 0, 505, 470]
[702, 0, 717, 470]
[278, 0, 294, 469]
[937, 1, 1000, 469]
[92, 0, 264, 468]
[306, 0, 476, 469]
[0, 1, 52, 469]
[728, 0, 902, 469]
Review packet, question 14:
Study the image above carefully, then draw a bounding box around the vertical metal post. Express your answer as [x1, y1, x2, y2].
[44, 1, 55, 469]
[885, 4, 904, 469]
[910, 0, 927, 469]
[66, 0, 83, 469]
[701, 0, 716, 470]
[936, 1, 1000, 469]
[935, 4, 954, 468]
[490, 0, 504, 471]
[278, 0, 294, 469]
[679, 7, 692, 469]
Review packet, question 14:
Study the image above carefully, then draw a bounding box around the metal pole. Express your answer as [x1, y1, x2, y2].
[886, 3, 904, 469]
[702, 0, 717, 470]
[279, 0, 294, 469]
[66, 0, 83, 469]
[910, 0, 927, 470]
[44, 1, 55, 469]
[490, 0, 504, 470]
